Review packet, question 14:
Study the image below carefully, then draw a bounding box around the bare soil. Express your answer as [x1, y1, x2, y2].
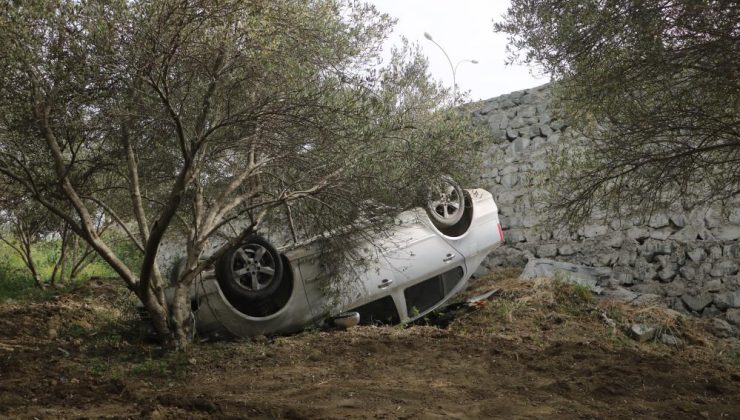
[1, 273, 738, 419]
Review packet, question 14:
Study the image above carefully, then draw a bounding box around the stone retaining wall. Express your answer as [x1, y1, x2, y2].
[471, 84, 740, 317]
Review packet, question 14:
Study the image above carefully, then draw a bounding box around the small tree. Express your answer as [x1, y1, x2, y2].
[0, 189, 108, 289]
[495, 0, 740, 227]
[0, 201, 50, 290]
[0, 0, 480, 348]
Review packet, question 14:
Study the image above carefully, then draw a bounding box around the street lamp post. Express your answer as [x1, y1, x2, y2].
[424, 32, 478, 103]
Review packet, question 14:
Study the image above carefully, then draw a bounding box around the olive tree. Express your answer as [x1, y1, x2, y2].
[0, 198, 52, 290]
[495, 0, 740, 227]
[0, 0, 480, 348]
[0, 194, 106, 289]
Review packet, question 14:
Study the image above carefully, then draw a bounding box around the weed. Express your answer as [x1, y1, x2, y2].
[726, 351, 740, 367]
[0, 266, 51, 302]
[87, 351, 189, 381]
[550, 279, 596, 316]
[394, 321, 409, 331]
[129, 352, 189, 379]
[65, 324, 93, 339]
[0, 239, 119, 301]
[88, 360, 126, 380]
[491, 299, 525, 323]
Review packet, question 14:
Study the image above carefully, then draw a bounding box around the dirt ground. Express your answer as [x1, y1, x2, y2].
[1, 272, 739, 419]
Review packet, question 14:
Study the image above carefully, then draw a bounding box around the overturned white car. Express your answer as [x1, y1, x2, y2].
[166, 181, 503, 338]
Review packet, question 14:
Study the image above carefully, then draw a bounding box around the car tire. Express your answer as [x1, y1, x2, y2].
[215, 235, 284, 303]
[425, 176, 466, 229]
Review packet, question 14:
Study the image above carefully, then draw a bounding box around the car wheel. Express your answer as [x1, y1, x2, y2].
[215, 235, 284, 303]
[426, 176, 466, 228]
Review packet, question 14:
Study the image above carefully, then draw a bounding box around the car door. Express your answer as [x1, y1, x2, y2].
[342, 213, 466, 321]
[379, 219, 466, 319]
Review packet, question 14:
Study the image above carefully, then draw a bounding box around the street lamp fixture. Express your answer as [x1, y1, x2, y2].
[424, 32, 478, 103]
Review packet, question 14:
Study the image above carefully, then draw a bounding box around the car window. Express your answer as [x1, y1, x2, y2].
[403, 266, 464, 317]
[350, 296, 400, 325]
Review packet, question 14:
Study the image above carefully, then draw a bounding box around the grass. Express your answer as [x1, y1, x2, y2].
[490, 298, 525, 323]
[0, 237, 134, 302]
[727, 351, 740, 367]
[42, 281, 191, 382]
[0, 233, 198, 381]
[551, 280, 596, 316]
[128, 352, 190, 378]
[4, 266, 737, 400]
[0, 260, 51, 301]
[446, 273, 736, 360]
[87, 347, 190, 381]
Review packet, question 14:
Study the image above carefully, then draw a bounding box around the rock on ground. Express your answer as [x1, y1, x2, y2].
[520, 259, 608, 293]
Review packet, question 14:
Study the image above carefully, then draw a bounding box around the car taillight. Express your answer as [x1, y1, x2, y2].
[497, 223, 504, 242]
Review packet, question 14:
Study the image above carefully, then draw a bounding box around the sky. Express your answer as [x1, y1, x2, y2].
[367, 0, 548, 102]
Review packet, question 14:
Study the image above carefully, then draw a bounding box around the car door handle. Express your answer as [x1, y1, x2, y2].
[443, 253, 455, 262]
[378, 279, 393, 289]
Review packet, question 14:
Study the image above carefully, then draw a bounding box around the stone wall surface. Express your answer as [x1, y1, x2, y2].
[471, 83, 740, 319]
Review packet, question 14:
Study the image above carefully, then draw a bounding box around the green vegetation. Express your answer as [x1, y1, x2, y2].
[728, 351, 740, 367]
[0, 240, 114, 301]
[0, 227, 147, 301]
[550, 279, 596, 316]
[496, 0, 739, 227]
[0, 0, 482, 348]
[48, 284, 191, 381]
[490, 299, 526, 323]
[0, 262, 49, 301]
[77, 332, 190, 381]
[87, 347, 190, 381]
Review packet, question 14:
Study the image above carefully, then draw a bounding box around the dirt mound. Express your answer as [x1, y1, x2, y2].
[0, 273, 738, 418]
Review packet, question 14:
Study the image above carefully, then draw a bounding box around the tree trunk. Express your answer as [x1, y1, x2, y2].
[15, 222, 45, 291]
[51, 226, 70, 287]
[140, 290, 175, 348]
[69, 250, 93, 281]
[29, 266, 45, 290]
[24, 242, 45, 291]
[170, 282, 193, 349]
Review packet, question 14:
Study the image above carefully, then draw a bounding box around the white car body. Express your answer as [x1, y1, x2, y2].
[181, 188, 503, 338]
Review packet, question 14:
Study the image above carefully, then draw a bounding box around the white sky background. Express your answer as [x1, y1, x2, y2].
[367, 0, 548, 102]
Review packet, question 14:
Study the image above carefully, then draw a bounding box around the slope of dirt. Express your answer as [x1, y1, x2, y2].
[0, 273, 738, 419]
